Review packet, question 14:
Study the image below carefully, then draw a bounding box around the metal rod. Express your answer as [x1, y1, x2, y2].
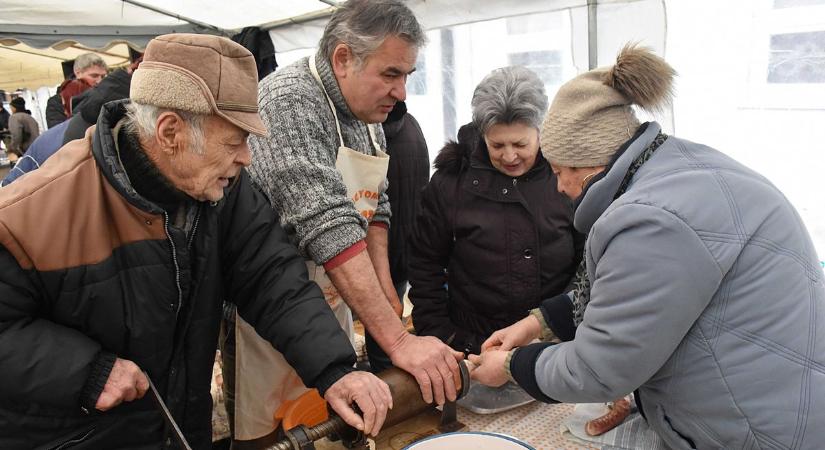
[587, 0, 598, 70]
[120, 0, 230, 36]
[317, 0, 338, 6]
[259, 8, 336, 31]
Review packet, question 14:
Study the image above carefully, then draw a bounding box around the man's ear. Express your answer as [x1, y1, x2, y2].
[155, 112, 186, 155]
[331, 43, 354, 78]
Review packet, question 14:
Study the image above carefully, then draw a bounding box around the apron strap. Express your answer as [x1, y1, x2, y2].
[309, 54, 345, 148]
[366, 124, 382, 155]
[309, 55, 385, 157]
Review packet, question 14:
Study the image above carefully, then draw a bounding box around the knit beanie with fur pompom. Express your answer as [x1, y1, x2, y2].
[540, 43, 676, 167]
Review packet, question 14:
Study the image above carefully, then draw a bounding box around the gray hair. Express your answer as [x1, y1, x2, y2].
[74, 53, 108, 73]
[471, 66, 548, 134]
[124, 102, 206, 154]
[319, 0, 427, 67]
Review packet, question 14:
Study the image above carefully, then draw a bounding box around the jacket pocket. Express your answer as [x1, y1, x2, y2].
[43, 427, 96, 450]
[652, 405, 726, 450]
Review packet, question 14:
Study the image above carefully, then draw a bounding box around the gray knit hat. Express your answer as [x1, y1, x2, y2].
[540, 44, 676, 167]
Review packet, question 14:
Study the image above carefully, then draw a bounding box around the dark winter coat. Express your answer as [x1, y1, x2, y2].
[0, 101, 355, 449]
[409, 123, 583, 355]
[383, 103, 430, 285]
[45, 93, 66, 129]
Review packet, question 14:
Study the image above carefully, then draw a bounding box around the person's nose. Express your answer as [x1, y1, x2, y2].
[236, 142, 252, 167]
[390, 77, 407, 102]
[502, 147, 518, 163]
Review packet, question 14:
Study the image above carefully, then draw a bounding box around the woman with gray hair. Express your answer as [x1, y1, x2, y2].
[408, 66, 583, 356]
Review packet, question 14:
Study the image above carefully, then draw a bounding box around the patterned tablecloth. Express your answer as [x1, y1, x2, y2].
[459, 402, 598, 450]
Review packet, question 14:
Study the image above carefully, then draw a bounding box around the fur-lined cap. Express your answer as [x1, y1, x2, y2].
[540, 43, 675, 167]
[130, 33, 268, 137]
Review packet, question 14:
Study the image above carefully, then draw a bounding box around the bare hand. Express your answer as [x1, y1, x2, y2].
[388, 333, 463, 406]
[467, 350, 510, 387]
[95, 358, 149, 411]
[481, 314, 542, 352]
[324, 371, 392, 436]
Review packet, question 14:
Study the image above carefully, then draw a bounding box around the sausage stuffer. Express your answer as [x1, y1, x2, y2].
[266, 361, 471, 450]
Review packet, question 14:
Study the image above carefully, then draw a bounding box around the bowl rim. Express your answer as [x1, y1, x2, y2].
[402, 431, 536, 450]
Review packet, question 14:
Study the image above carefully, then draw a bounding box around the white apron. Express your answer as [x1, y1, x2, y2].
[233, 55, 390, 441]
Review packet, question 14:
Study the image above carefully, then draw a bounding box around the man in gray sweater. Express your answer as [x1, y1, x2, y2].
[233, 0, 462, 444]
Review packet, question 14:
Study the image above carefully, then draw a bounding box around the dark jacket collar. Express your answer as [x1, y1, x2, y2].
[313, 51, 359, 123]
[574, 121, 662, 234]
[435, 122, 547, 180]
[92, 100, 192, 215]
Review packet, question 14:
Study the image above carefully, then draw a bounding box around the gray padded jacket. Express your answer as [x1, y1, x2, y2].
[511, 122, 825, 449]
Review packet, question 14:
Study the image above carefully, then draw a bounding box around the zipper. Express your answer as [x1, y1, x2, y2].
[187, 206, 201, 250]
[163, 212, 183, 317]
[51, 428, 95, 450]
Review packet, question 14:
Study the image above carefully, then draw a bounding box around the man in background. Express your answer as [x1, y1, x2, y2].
[59, 53, 108, 118]
[7, 97, 39, 164]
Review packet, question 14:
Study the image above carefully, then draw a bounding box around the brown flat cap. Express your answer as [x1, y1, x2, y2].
[130, 33, 267, 136]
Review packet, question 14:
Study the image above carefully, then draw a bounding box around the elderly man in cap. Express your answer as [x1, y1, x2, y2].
[239, 1, 462, 443]
[0, 34, 391, 449]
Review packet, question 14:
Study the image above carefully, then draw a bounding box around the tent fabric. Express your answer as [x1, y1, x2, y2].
[0, 0, 600, 53]
[0, 0, 599, 91]
[0, 25, 208, 51]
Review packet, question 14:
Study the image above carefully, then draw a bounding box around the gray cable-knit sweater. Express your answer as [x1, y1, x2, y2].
[248, 53, 391, 265]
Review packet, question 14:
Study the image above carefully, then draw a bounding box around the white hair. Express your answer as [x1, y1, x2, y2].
[124, 102, 206, 154]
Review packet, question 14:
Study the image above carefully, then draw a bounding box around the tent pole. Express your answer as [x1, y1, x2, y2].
[587, 0, 597, 69]
[120, 0, 231, 36]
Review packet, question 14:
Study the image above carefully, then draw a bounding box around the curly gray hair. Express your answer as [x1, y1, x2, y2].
[471, 66, 548, 134]
[319, 0, 427, 67]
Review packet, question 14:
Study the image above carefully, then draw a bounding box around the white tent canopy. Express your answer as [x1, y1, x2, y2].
[0, 0, 595, 90]
[1, 0, 824, 260]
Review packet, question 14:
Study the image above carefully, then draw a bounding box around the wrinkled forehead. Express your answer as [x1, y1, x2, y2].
[365, 36, 418, 71]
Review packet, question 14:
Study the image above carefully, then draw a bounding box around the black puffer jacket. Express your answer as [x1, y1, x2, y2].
[383, 103, 430, 285]
[0, 101, 355, 449]
[409, 123, 583, 355]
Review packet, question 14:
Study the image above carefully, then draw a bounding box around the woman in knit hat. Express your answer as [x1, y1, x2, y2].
[469, 44, 825, 449]
[408, 66, 582, 357]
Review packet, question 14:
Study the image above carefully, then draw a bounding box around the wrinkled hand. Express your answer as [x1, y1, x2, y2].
[467, 349, 510, 387]
[96, 358, 149, 411]
[324, 371, 392, 437]
[388, 334, 463, 406]
[481, 314, 542, 352]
